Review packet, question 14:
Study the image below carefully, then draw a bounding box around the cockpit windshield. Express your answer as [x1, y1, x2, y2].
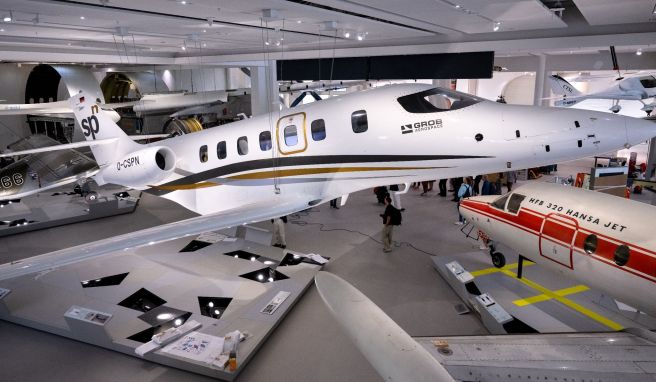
[397, 87, 484, 113]
[639, 76, 656, 89]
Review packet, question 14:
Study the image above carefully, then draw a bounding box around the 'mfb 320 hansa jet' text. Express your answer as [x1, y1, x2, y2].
[0, 83, 655, 280]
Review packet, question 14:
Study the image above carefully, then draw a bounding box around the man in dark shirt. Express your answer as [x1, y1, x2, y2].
[381, 195, 395, 253]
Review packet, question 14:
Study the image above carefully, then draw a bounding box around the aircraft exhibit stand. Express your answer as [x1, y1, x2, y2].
[0, 230, 326, 381]
[0, 186, 139, 237]
[432, 256, 656, 334]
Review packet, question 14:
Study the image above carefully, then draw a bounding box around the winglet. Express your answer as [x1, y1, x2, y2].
[315, 272, 455, 382]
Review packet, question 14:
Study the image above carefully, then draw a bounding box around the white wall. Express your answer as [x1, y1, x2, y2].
[474, 72, 533, 104]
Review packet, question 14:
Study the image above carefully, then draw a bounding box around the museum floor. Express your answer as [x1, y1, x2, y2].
[0, 158, 644, 382]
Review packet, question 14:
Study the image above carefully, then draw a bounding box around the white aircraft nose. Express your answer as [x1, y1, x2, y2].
[626, 117, 656, 147]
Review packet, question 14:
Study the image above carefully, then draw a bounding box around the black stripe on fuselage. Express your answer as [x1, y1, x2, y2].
[145, 154, 492, 196]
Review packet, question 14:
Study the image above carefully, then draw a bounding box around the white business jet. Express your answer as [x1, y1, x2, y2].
[459, 182, 656, 317]
[0, 83, 654, 280]
[549, 74, 656, 115]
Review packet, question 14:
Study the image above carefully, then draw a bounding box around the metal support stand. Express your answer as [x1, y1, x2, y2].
[517, 255, 525, 279]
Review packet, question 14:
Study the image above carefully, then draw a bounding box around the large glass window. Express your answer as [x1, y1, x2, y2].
[351, 110, 368, 133]
[217, 141, 226, 159]
[507, 193, 525, 214]
[237, 136, 248, 155]
[311, 119, 326, 141]
[284, 125, 298, 146]
[491, 194, 509, 210]
[397, 87, 483, 113]
[199, 145, 208, 163]
[259, 131, 272, 151]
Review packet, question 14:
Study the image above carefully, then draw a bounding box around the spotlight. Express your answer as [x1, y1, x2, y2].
[180, 0, 188, 4]
[214, 309, 220, 315]
[264, 40, 270, 46]
[493, 21, 501, 32]
[0, 29, 4, 32]
[80, 16, 85, 20]
[157, 313, 174, 320]
[268, 277, 274, 282]
[343, 30, 350, 38]
[257, 274, 264, 281]
[3, 16, 11, 22]
[356, 33, 364, 41]
[636, 48, 643, 56]
[455, 4, 462, 9]
[174, 318, 183, 326]
[208, 301, 214, 308]
[181, 46, 186, 50]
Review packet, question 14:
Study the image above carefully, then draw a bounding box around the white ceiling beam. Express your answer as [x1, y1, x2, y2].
[175, 32, 656, 66]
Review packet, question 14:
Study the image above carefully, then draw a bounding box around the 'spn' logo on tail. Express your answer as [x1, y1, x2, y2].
[81, 104, 100, 140]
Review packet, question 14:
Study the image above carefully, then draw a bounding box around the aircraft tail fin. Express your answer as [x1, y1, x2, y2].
[68, 92, 139, 166]
[315, 272, 455, 382]
[549, 75, 582, 97]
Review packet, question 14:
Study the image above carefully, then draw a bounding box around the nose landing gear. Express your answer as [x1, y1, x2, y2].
[488, 243, 506, 268]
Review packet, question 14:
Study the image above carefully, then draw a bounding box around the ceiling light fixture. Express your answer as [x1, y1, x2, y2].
[493, 21, 501, 32]
[3, 15, 11, 23]
[0, 28, 4, 32]
[356, 32, 365, 41]
[343, 30, 351, 38]
[454, 4, 462, 9]
[636, 48, 643, 56]
[80, 16, 85, 20]
[181, 45, 186, 50]
[180, 0, 188, 4]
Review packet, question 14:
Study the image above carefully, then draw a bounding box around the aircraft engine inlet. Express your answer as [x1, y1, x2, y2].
[96, 146, 176, 189]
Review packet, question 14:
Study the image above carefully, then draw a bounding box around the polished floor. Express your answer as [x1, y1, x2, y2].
[0, 159, 639, 382]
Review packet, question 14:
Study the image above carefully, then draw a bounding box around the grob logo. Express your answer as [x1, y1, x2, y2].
[401, 119, 443, 134]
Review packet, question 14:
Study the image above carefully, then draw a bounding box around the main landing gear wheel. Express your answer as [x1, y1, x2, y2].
[491, 251, 506, 268]
[85, 191, 98, 202]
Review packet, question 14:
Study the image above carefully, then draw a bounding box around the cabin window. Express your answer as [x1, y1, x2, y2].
[491, 194, 509, 210]
[199, 145, 208, 163]
[351, 110, 368, 133]
[574, 121, 580, 128]
[217, 141, 227, 159]
[577, 140, 582, 148]
[397, 87, 483, 113]
[583, 234, 597, 254]
[475, 133, 484, 142]
[545, 145, 551, 152]
[237, 136, 249, 155]
[284, 125, 298, 146]
[506, 193, 525, 214]
[259, 131, 272, 151]
[614, 245, 630, 266]
[311, 119, 326, 141]
[515, 130, 520, 138]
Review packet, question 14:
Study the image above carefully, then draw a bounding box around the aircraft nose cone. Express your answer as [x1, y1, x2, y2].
[627, 117, 656, 147]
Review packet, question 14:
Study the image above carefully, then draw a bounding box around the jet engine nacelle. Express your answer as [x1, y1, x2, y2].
[96, 146, 176, 189]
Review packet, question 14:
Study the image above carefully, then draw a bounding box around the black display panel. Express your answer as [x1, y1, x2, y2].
[277, 52, 493, 80]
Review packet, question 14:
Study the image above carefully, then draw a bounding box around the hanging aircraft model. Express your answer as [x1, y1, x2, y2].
[0, 99, 122, 123]
[0, 83, 655, 280]
[548, 74, 656, 115]
[459, 182, 656, 317]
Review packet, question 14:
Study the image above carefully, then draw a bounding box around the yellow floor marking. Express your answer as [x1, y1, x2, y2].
[513, 285, 590, 307]
[470, 262, 534, 277]
[499, 269, 623, 331]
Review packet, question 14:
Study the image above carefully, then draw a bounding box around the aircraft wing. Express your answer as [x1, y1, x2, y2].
[315, 272, 456, 382]
[0, 194, 315, 281]
[0, 138, 117, 158]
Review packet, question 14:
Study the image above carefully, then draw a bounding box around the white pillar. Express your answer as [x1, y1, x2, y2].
[533, 54, 547, 106]
[250, 60, 279, 117]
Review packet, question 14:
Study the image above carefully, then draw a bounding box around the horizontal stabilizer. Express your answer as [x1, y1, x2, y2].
[315, 272, 455, 382]
[0, 138, 117, 158]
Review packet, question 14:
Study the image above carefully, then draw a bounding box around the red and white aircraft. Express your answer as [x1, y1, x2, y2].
[459, 183, 656, 317]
